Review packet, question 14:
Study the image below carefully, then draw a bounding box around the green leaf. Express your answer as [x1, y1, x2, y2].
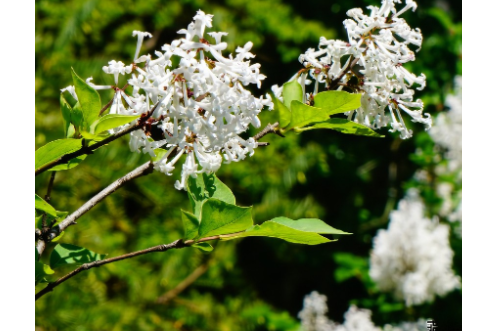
[181, 210, 200, 240]
[191, 242, 214, 252]
[72, 102, 84, 133]
[35, 194, 58, 218]
[49, 154, 87, 172]
[187, 173, 236, 218]
[297, 119, 383, 137]
[51, 231, 65, 242]
[313, 91, 362, 115]
[80, 131, 109, 142]
[49, 243, 106, 269]
[198, 199, 253, 238]
[151, 148, 168, 162]
[222, 221, 333, 245]
[282, 79, 303, 110]
[271, 217, 351, 235]
[288, 101, 332, 130]
[92, 114, 140, 134]
[35, 249, 54, 285]
[35, 138, 83, 171]
[72, 68, 101, 130]
[60, 94, 72, 136]
[287, 91, 362, 130]
[270, 92, 292, 128]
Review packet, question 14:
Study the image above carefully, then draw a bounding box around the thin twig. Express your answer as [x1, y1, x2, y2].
[36, 241, 46, 261]
[35, 123, 142, 176]
[45, 172, 56, 202]
[35, 231, 244, 300]
[35, 101, 161, 176]
[44, 161, 155, 243]
[253, 122, 281, 141]
[35, 239, 186, 300]
[156, 261, 211, 304]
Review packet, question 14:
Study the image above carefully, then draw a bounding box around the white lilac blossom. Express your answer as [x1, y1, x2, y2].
[298, 293, 426, 331]
[369, 190, 460, 306]
[429, 76, 462, 175]
[294, 0, 430, 139]
[74, 10, 271, 190]
[429, 76, 462, 233]
[298, 291, 336, 331]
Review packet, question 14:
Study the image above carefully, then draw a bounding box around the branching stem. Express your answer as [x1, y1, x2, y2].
[36, 161, 155, 258]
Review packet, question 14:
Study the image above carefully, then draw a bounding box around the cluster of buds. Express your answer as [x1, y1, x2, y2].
[295, 0, 430, 139]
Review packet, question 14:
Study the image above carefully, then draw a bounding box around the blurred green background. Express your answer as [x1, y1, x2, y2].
[35, 0, 462, 330]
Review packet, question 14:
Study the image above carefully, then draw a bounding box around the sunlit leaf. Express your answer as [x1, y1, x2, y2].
[49, 243, 106, 269]
[72, 68, 101, 130]
[297, 118, 383, 137]
[35, 138, 83, 171]
[198, 199, 252, 238]
[92, 114, 140, 134]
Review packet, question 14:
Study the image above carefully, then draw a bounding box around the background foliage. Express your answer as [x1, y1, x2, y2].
[35, 0, 462, 330]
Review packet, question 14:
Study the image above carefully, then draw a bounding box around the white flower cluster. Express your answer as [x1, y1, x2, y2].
[75, 11, 271, 190]
[298, 292, 425, 331]
[298, 291, 337, 331]
[296, 0, 430, 139]
[369, 190, 460, 306]
[429, 76, 462, 175]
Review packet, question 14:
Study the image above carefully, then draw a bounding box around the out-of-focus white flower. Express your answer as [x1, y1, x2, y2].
[90, 11, 270, 189]
[369, 190, 460, 306]
[297, 0, 429, 139]
[298, 294, 427, 331]
[429, 76, 462, 174]
[298, 291, 336, 331]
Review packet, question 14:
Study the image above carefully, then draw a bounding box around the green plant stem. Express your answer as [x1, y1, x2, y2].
[35, 100, 161, 176]
[37, 161, 155, 258]
[35, 232, 244, 300]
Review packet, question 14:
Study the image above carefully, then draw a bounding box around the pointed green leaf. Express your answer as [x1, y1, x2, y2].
[35, 138, 83, 171]
[49, 154, 87, 172]
[51, 231, 65, 242]
[313, 91, 362, 115]
[198, 199, 253, 238]
[222, 221, 334, 245]
[288, 101, 332, 129]
[92, 114, 140, 134]
[80, 131, 109, 142]
[271, 217, 351, 235]
[283, 79, 303, 110]
[270, 92, 291, 128]
[182, 210, 200, 240]
[60, 94, 72, 136]
[191, 242, 214, 252]
[72, 68, 101, 130]
[49, 243, 106, 269]
[36, 249, 55, 285]
[71, 102, 84, 133]
[35, 194, 58, 218]
[187, 173, 236, 218]
[298, 118, 383, 137]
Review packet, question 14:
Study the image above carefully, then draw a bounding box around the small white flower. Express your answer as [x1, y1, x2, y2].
[60, 85, 78, 101]
[103, 60, 133, 85]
